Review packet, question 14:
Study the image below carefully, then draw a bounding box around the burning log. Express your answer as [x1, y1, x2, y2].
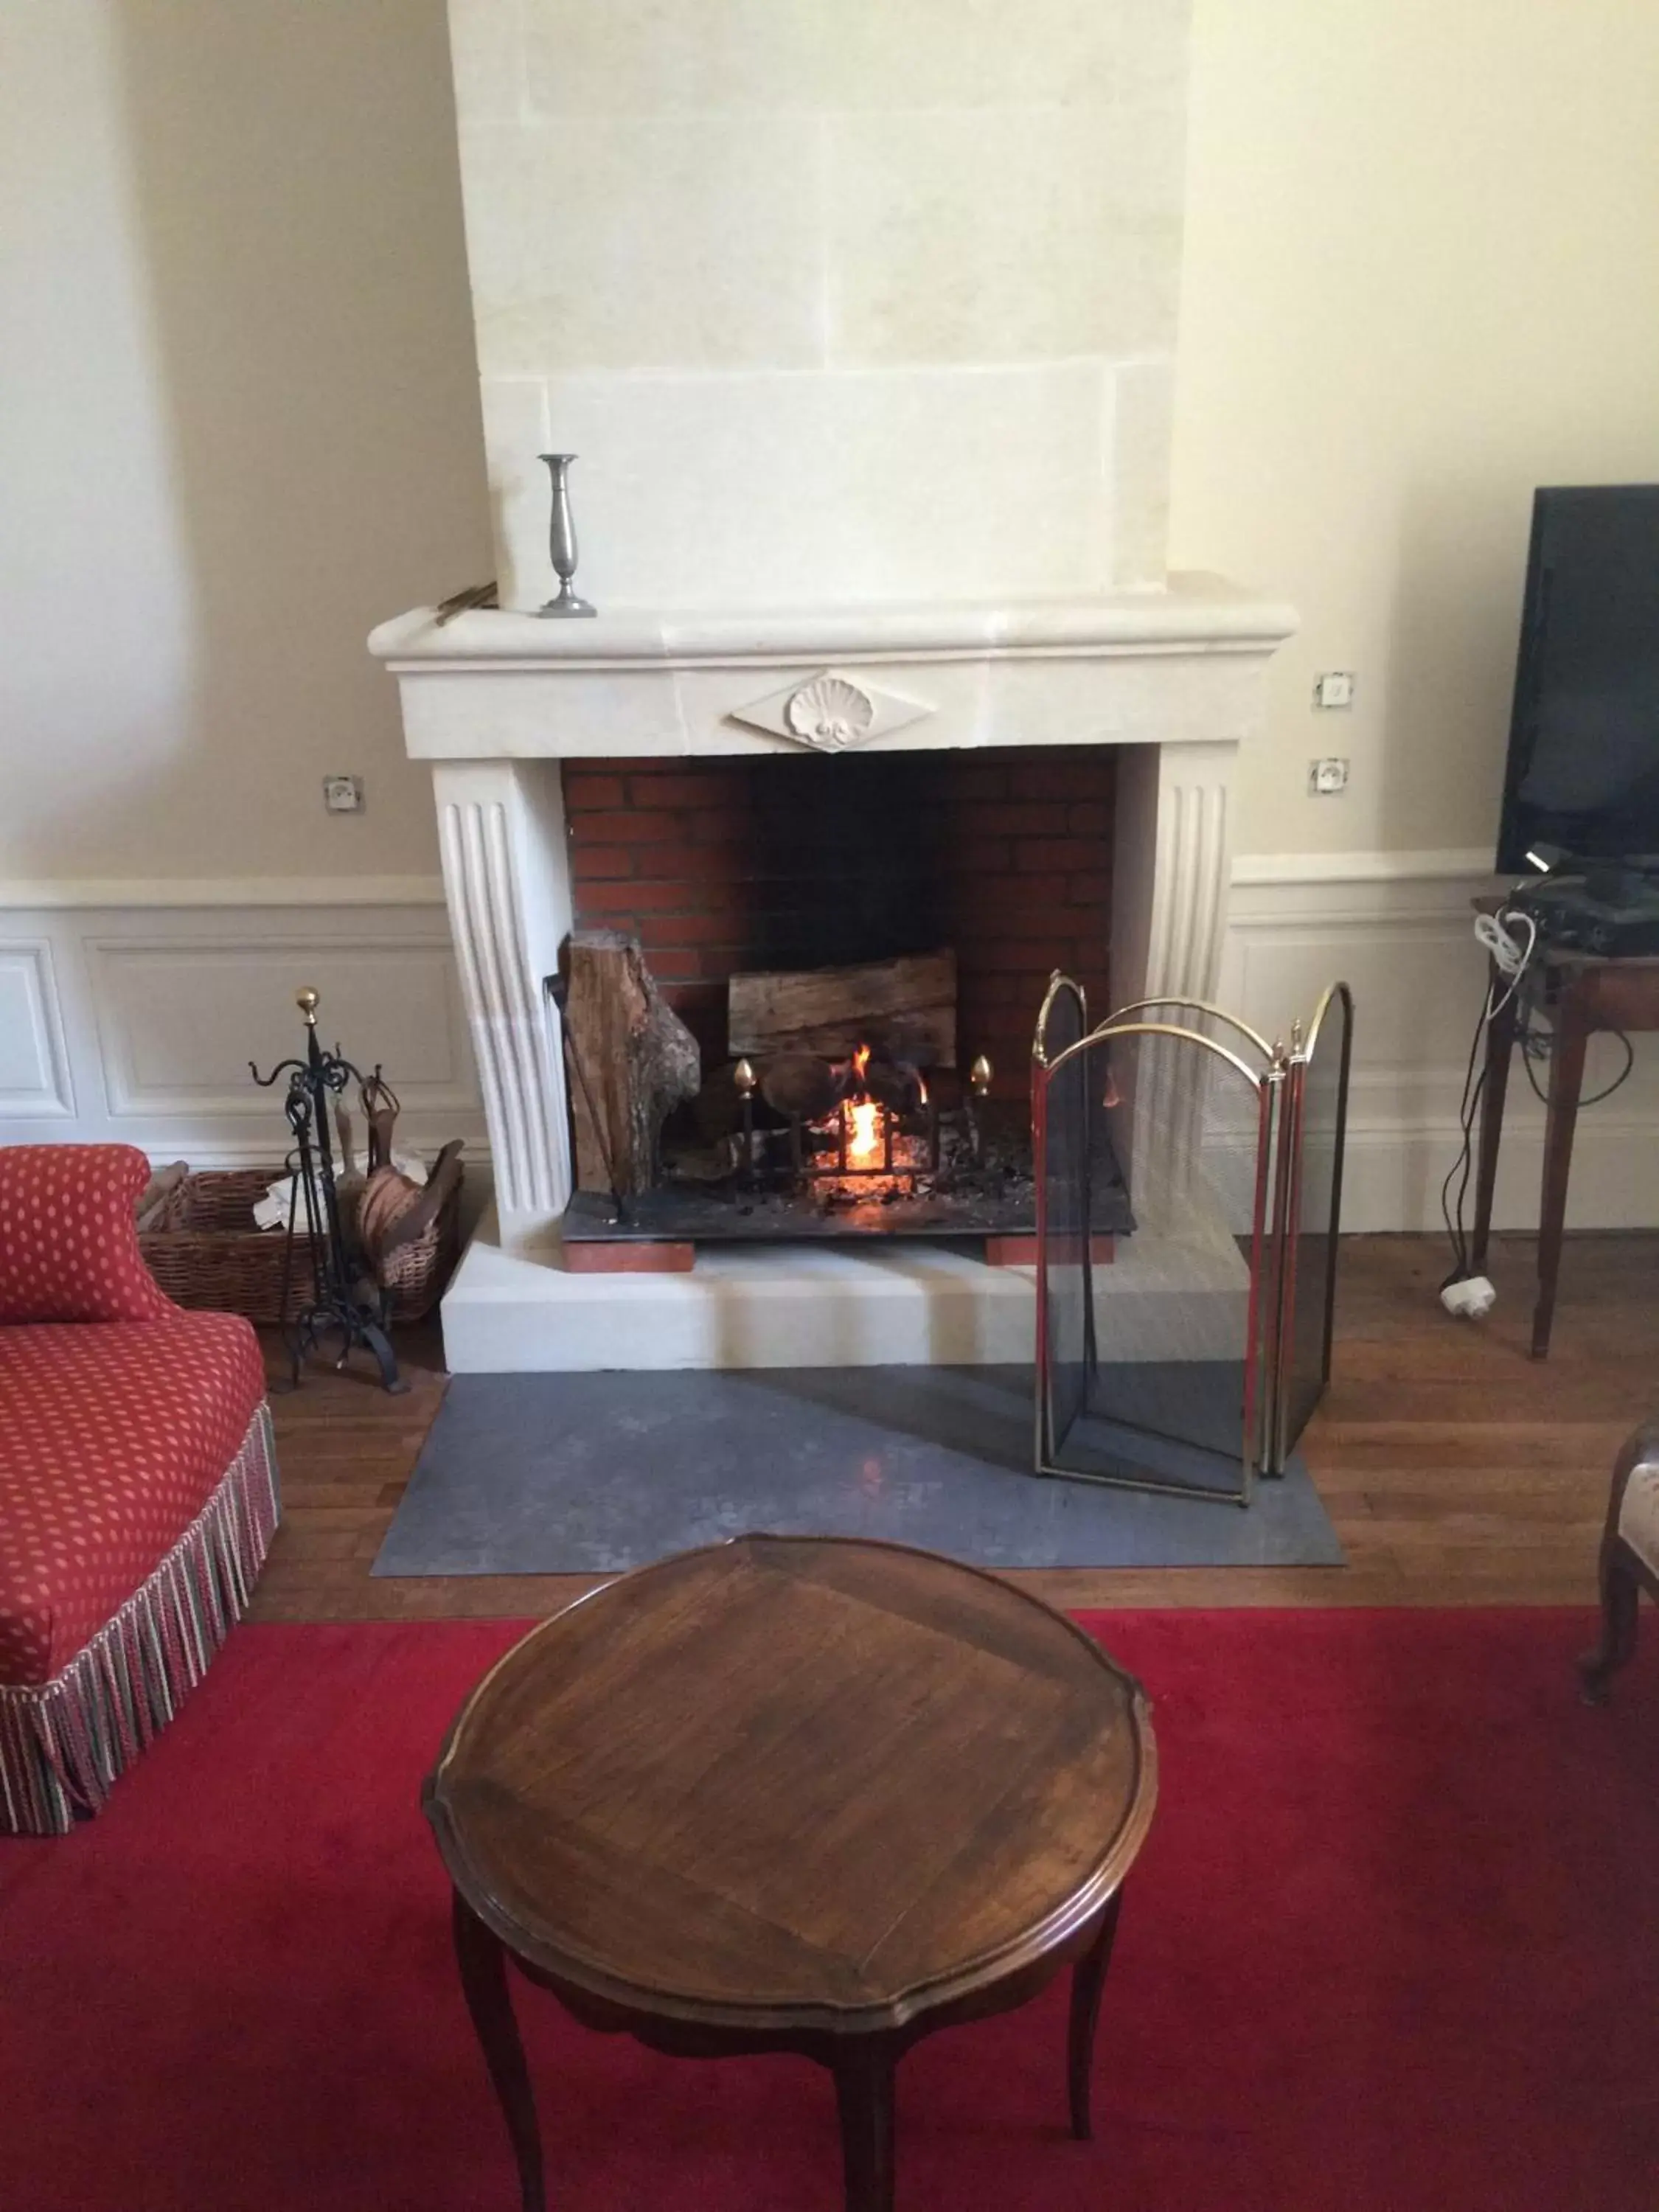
[728, 950, 956, 1067]
[863, 1057, 928, 1117]
[759, 1053, 847, 1121]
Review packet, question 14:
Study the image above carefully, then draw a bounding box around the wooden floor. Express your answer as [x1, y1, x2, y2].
[248, 1232, 1659, 1623]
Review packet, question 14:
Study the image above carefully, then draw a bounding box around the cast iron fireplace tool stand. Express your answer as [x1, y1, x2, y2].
[251, 987, 407, 1395]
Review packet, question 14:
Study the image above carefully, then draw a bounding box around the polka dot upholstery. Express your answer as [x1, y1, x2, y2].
[0, 1313, 265, 1685]
[0, 1145, 173, 1324]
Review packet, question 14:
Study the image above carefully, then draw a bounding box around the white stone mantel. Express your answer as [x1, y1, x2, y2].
[371, 575, 1295, 668]
[369, 576, 1295, 1366]
[370, 574, 1296, 763]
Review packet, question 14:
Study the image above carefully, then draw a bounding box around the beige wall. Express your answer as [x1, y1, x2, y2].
[0, 0, 488, 883]
[6, 2, 1658, 883]
[1172, 0, 1659, 861]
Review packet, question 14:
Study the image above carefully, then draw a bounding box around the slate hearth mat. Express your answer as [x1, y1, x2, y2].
[372, 1366, 1343, 1576]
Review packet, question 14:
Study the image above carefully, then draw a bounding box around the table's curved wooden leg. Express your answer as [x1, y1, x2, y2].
[452, 1890, 546, 2212]
[1533, 996, 1587, 1360]
[832, 2039, 897, 2212]
[1068, 1888, 1125, 2142]
[1470, 973, 1516, 1271]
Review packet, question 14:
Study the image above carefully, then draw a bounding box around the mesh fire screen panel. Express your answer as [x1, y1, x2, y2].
[1033, 987, 1351, 1504]
[1274, 982, 1354, 1470]
[1032, 975, 1093, 1472]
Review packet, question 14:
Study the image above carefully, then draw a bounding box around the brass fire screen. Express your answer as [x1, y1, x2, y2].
[1032, 981, 1353, 1503]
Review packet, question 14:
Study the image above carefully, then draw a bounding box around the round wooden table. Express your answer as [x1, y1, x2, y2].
[423, 1534, 1157, 2212]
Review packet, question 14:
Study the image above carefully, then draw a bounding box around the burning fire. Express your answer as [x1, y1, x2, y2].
[846, 1044, 882, 1166]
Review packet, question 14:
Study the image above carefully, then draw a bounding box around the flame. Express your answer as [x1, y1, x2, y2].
[846, 1044, 882, 1166]
[916, 1072, 928, 1106]
[847, 1096, 882, 1164]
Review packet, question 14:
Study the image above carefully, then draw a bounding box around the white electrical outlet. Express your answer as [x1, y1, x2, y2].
[1309, 757, 1349, 796]
[1314, 671, 1355, 710]
[322, 775, 364, 813]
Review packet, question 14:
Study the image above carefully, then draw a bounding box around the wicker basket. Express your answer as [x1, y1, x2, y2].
[139, 1165, 462, 1326]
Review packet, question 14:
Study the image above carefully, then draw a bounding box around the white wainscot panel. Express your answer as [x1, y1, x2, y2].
[0, 900, 485, 1170]
[0, 941, 74, 1115]
[88, 936, 476, 1119]
[1229, 912, 1486, 1082]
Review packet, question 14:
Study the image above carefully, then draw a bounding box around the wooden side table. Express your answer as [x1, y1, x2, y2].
[1471, 936, 1659, 1358]
[423, 1534, 1157, 2212]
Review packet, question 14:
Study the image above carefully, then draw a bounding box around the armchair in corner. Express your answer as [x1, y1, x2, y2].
[0, 1144, 280, 1834]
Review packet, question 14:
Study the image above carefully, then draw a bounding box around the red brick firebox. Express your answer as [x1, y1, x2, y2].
[563, 745, 1113, 1095]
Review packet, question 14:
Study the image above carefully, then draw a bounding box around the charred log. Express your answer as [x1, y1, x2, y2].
[759, 1053, 850, 1120]
[562, 931, 700, 1197]
[728, 950, 956, 1068]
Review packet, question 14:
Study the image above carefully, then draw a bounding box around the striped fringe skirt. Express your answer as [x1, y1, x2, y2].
[0, 1403, 281, 1836]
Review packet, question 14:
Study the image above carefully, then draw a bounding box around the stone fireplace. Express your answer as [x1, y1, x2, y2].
[371, 592, 1290, 1364]
[366, 1, 1296, 1368]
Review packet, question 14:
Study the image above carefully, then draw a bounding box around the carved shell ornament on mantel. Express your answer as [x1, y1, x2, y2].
[784, 675, 877, 752]
[727, 666, 936, 749]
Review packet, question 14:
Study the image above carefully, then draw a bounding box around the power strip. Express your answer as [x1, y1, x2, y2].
[1441, 1274, 1496, 1319]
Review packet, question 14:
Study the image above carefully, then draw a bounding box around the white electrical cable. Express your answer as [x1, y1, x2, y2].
[1474, 907, 1537, 1015]
[1439, 904, 1539, 1318]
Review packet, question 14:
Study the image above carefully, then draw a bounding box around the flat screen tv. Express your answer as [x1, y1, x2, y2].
[1495, 485, 1659, 876]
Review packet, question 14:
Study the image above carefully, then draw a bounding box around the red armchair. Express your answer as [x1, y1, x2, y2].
[0, 1146, 279, 1833]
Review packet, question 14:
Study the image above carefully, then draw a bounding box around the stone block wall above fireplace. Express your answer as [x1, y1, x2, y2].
[445, 0, 1190, 612]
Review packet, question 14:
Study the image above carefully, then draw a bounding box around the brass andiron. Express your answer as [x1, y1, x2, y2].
[538, 452, 597, 618]
[967, 1053, 993, 1166]
[732, 1059, 759, 1186]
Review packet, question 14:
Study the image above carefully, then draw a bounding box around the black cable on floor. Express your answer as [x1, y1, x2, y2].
[1441, 908, 1635, 1297]
[1439, 985, 1489, 1288]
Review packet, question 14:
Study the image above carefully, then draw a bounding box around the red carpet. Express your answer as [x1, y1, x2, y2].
[2, 1609, 1657, 2211]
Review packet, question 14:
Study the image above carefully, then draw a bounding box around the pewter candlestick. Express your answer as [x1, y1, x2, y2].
[538, 452, 597, 617]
